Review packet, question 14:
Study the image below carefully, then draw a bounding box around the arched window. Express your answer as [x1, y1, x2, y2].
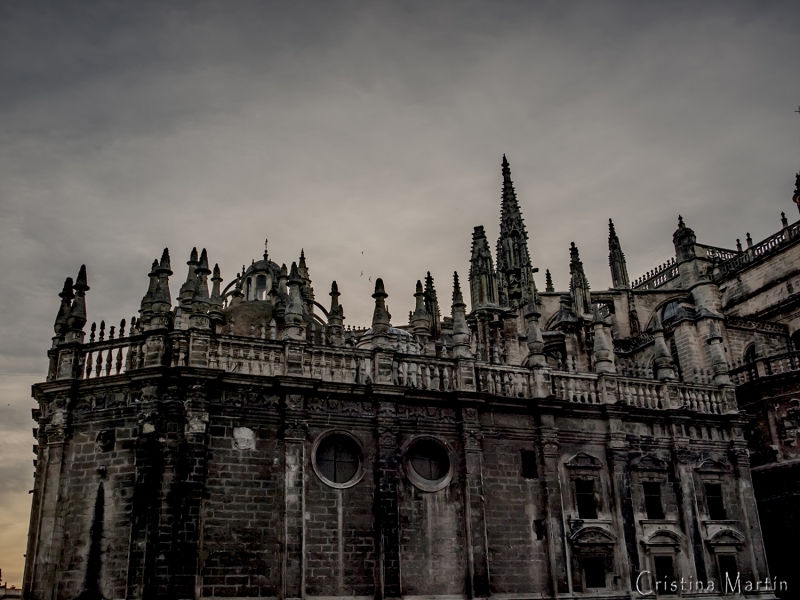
[662, 300, 680, 323]
[744, 344, 756, 364]
[256, 275, 267, 301]
[245, 277, 253, 300]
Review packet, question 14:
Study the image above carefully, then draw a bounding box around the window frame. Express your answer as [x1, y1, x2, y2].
[402, 435, 454, 492]
[311, 430, 366, 490]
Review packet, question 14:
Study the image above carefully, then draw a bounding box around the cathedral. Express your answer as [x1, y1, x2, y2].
[21, 157, 800, 599]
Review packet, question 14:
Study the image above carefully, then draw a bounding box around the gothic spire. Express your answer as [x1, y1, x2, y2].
[569, 242, 591, 317]
[608, 219, 630, 289]
[423, 272, 441, 339]
[469, 225, 498, 310]
[545, 269, 554, 293]
[496, 155, 536, 308]
[193, 248, 211, 302]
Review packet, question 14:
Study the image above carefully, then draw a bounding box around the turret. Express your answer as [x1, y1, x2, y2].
[608, 219, 630, 289]
[496, 155, 537, 309]
[283, 262, 306, 341]
[672, 215, 696, 263]
[328, 281, 345, 346]
[569, 242, 591, 317]
[53, 277, 74, 338]
[469, 225, 498, 310]
[451, 272, 471, 358]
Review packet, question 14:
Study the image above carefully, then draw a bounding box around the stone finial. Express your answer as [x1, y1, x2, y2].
[282, 262, 306, 340]
[54, 277, 74, 336]
[179, 247, 199, 307]
[746, 232, 753, 248]
[151, 249, 173, 317]
[263, 238, 269, 261]
[782, 212, 789, 228]
[371, 278, 391, 336]
[736, 239, 742, 252]
[328, 281, 345, 345]
[545, 269, 554, 293]
[66, 265, 89, 332]
[673, 216, 696, 262]
[451, 272, 471, 358]
[211, 263, 222, 300]
[412, 280, 431, 342]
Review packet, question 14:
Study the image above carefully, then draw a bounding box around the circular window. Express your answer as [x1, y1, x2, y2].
[312, 432, 364, 489]
[405, 437, 452, 492]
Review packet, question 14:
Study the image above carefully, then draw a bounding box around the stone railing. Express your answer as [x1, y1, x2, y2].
[714, 221, 800, 281]
[80, 334, 147, 380]
[696, 244, 739, 262]
[57, 329, 737, 414]
[552, 372, 734, 414]
[731, 350, 800, 384]
[631, 258, 679, 290]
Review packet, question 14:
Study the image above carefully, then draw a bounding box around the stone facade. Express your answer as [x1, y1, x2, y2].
[22, 157, 800, 599]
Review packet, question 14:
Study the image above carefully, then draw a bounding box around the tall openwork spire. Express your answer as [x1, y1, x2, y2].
[469, 225, 498, 310]
[608, 219, 630, 289]
[496, 155, 536, 309]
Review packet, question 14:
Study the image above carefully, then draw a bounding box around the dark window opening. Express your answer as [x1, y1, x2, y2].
[409, 439, 450, 482]
[576, 479, 598, 519]
[521, 450, 538, 479]
[643, 481, 665, 519]
[662, 300, 680, 323]
[744, 344, 756, 364]
[256, 275, 267, 300]
[705, 483, 726, 520]
[718, 555, 738, 593]
[316, 435, 360, 484]
[654, 556, 677, 595]
[583, 556, 606, 589]
[534, 519, 545, 540]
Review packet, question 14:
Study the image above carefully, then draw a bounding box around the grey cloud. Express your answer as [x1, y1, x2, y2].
[0, 0, 799, 584]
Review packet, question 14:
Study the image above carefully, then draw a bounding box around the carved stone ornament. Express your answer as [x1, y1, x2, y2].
[674, 447, 699, 465]
[95, 429, 116, 452]
[185, 410, 209, 434]
[286, 394, 304, 410]
[233, 426, 256, 450]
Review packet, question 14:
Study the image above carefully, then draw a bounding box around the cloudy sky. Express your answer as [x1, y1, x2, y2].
[1, 0, 798, 586]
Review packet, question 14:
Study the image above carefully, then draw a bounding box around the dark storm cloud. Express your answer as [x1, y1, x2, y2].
[0, 0, 798, 583]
